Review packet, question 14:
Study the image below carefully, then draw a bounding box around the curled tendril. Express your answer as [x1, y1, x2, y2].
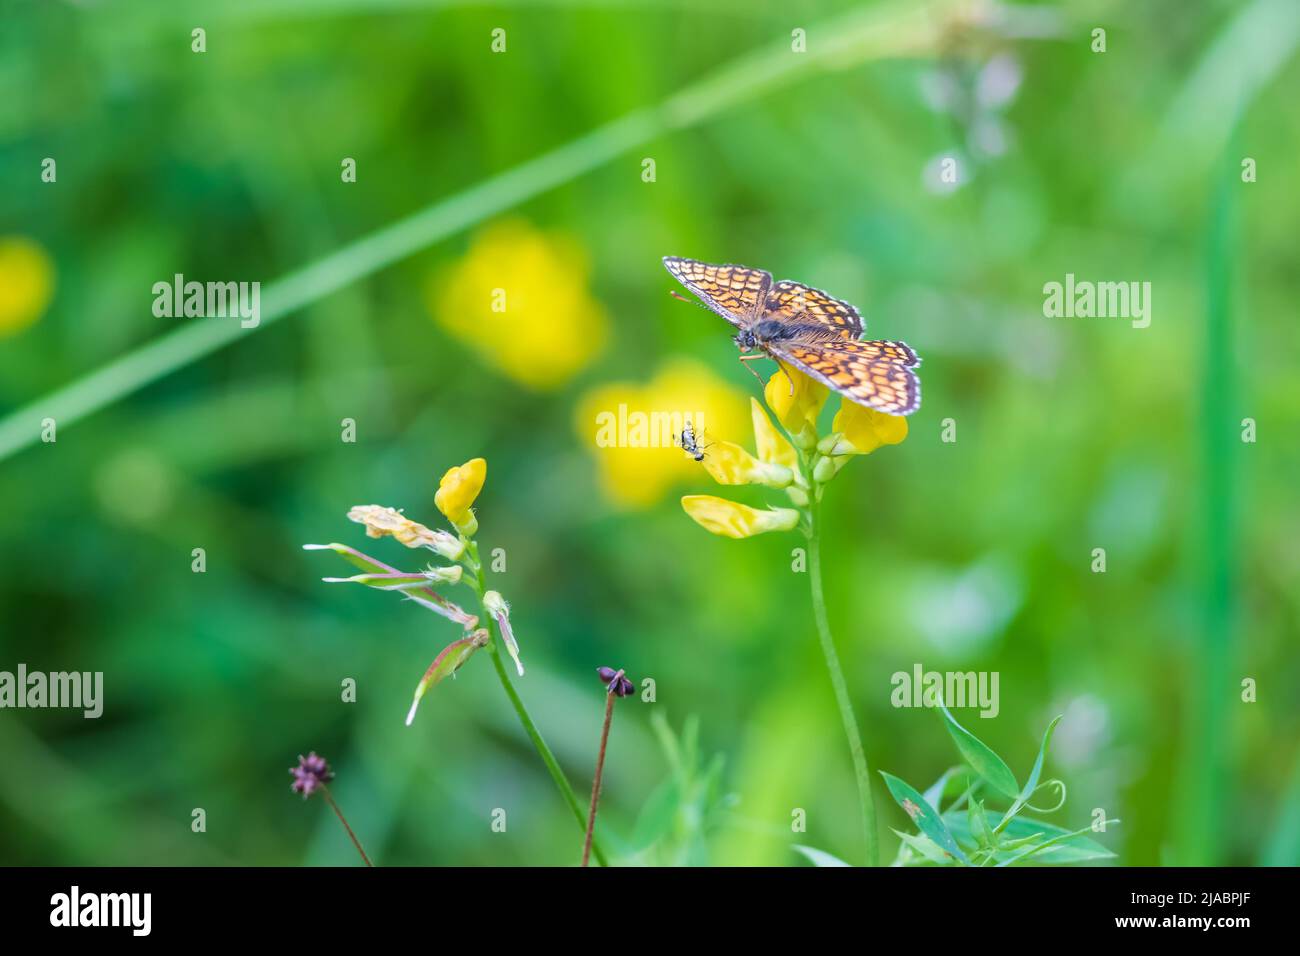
[1025, 779, 1067, 814]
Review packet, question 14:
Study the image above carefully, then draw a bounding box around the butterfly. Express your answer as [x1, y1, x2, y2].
[662, 257, 921, 416]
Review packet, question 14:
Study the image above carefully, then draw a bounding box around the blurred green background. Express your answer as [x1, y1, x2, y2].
[1, 0, 1297, 866]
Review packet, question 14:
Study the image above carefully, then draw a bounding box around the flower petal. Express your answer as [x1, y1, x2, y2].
[435, 458, 487, 527]
[831, 400, 909, 455]
[750, 398, 798, 468]
[680, 495, 800, 539]
[345, 505, 465, 559]
[765, 364, 828, 434]
[702, 440, 792, 488]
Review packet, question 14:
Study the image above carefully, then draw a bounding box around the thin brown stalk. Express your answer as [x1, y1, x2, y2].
[581, 670, 623, 867]
[320, 784, 374, 867]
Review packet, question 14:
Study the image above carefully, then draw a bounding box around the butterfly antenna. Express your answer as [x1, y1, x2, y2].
[668, 289, 715, 314]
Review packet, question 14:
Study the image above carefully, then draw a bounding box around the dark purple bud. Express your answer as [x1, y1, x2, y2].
[597, 666, 634, 698]
[290, 751, 334, 799]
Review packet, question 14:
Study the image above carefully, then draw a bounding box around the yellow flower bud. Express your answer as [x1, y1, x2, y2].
[680, 495, 800, 539]
[829, 401, 908, 455]
[701, 441, 793, 488]
[435, 457, 487, 527]
[764, 364, 827, 433]
[750, 398, 798, 468]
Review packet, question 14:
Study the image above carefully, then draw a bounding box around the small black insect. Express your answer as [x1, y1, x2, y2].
[675, 421, 713, 462]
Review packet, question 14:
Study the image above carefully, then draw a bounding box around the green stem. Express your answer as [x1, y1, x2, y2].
[805, 495, 879, 867]
[466, 542, 609, 867]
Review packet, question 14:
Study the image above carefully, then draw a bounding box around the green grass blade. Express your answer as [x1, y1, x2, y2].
[0, 0, 976, 463]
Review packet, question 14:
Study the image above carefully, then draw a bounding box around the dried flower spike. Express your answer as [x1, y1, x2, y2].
[288, 751, 373, 866]
[290, 752, 334, 799]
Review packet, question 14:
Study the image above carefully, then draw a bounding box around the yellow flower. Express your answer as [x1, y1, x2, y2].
[829, 400, 909, 455]
[701, 440, 793, 488]
[576, 359, 748, 509]
[681, 495, 800, 539]
[0, 237, 55, 338]
[764, 364, 827, 444]
[346, 504, 465, 559]
[750, 398, 797, 468]
[429, 220, 607, 390]
[435, 458, 486, 527]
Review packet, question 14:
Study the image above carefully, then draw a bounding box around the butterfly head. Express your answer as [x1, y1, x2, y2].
[733, 327, 759, 352]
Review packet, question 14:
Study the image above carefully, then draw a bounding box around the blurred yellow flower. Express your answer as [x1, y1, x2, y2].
[0, 237, 55, 338]
[829, 401, 909, 455]
[429, 220, 607, 390]
[681, 495, 800, 539]
[435, 457, 486, 527]
[764, 364, 827, 443]
[576, 358, 749, 509]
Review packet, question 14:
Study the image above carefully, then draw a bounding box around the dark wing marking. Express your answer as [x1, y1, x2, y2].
[762, 279, 864, 338]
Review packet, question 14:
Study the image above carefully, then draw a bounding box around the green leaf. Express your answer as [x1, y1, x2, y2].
[880, 771, 970, 864]
[323, 571, 431, 590]
[630, 778, 681, 853]
[969, 799, 996, 848]
[404, 631, 489, 725]
[995, 821, 1119, 867]
[304, 542, 395, 576]
[891, 829, 953, 866]
[922, 765, 968, 810]
[304, 543, 476, 627]
[944, 812, 1117, 864]
[793, 845, 852, 867]
[997, 715, 1063, 830]
[938, 703, 1019, 799]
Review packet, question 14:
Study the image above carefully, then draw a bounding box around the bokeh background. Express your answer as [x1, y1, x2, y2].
[1, 0, 1297, 866]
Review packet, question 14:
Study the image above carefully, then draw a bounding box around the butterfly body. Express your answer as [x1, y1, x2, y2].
[664, 256, 922, 416]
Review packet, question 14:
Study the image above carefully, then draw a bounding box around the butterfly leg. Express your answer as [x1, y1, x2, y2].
[737, 353, 767, 385]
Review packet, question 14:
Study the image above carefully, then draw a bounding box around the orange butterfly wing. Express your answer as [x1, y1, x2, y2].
[762, 280, 864, 339]
[775, 340, 921, 415]
[663, 257, 771, 326]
